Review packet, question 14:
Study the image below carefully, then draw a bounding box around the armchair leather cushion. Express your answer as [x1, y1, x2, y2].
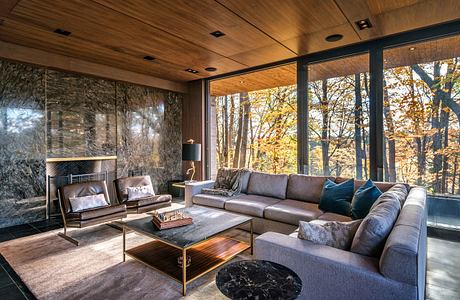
[125, 194, 172, 208]
[71, 204, 127, 221]
[69, 194, 108, 212]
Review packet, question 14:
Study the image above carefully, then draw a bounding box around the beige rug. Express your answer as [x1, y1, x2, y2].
[0, 213, 252, 299]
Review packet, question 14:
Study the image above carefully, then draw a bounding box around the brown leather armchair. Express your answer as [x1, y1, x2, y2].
[114, 175, 172, 214]
[58, 180, 127, 246]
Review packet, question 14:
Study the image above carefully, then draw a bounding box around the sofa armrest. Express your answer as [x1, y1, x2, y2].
[255, 232, 416, 299]
[184, 180, 215, 207]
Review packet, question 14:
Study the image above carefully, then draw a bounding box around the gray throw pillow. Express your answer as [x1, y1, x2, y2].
[298, 219, 362, 250]
[351, 186, 405, 257]
[69, 194, 108, 212]
[127, 185, 155, 201]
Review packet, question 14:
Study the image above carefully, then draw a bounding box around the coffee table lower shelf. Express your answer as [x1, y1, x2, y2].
[124, 236, 250, 295]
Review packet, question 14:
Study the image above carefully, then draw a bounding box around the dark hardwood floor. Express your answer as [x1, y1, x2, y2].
[0, 219, 458, 300]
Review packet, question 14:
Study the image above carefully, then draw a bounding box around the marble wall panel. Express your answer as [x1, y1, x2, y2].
[117, 84, 183, 193]
[0, 60, 46, 228]
[46, 71, 116, 158]
[0, 58, 183, 228]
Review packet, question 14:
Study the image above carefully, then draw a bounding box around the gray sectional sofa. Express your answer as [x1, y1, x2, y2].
[185, 171, 427, 300]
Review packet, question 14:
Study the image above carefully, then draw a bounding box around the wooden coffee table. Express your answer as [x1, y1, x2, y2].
[122, 206, 253, 296]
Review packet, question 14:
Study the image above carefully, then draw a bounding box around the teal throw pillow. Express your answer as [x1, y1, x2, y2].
[319, 179, 354, 216]
[351, 179, 382, 219]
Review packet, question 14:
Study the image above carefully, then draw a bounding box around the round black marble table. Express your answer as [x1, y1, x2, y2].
[216, 260, 302, 300]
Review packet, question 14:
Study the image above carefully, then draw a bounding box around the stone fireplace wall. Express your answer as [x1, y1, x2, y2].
[0, 59, 183, 228]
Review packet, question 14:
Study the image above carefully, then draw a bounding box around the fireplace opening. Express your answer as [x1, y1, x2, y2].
[46, 157, 116, 217]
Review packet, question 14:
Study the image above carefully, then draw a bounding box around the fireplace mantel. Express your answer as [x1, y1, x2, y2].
[46, 156, 117, 163]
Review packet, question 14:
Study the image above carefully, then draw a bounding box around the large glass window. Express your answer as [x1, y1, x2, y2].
[383, 35, 460, 195]
[209, 64, 297, 177]
[307, 54, 370, 179]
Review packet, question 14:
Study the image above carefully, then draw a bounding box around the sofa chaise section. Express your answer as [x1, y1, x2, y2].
[255, 184, 427, 300]
[255, 232, 417, 300]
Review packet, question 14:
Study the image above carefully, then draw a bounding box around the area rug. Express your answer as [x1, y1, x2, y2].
[0, 219, 252, 299]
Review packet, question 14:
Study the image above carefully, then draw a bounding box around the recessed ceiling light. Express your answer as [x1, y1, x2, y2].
[210, 31, 225, 38]
[143, 55, 155, 61]
[409, 47, 416, 51]
[205, 67, 217, 72]
[239, 80, 244, 84]
[325, 34, 343, 42]
[185, 68, 199, 74]
[54, 28, 71, 36]
[355, 18, 372, 30]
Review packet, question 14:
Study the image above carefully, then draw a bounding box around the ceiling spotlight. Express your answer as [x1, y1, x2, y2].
[210, 30, 225, 38]
[409, 47, 416, 51]
[54, 28, 71, 36]
[239, 80, 244, 84]
[205, 67, 217, 72]
[325, 34, 343, 42]
[143, 55, 155, 61]
[355, 18, 372, 30]
[185, 68, 199, 74]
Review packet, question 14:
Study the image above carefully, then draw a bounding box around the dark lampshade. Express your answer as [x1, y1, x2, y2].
[182, 143, 201, 161]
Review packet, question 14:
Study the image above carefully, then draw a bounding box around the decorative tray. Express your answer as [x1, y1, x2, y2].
[151, 210, 193, 230]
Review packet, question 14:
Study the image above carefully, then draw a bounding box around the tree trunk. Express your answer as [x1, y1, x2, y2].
[233, 94, 244, 168]
[409, 70, 426, 185]
[215, 97, 222, 167]
[223, 95, 229, 166]
[240, 92, 250, 168]
[383, 138, 389, 181]
[320, 80, 330, 176]
[383, 80, 397, 182]
[412, 62, 451, 193]
[228, 95, 235, 164]
[363, 73, 369, 179]
[441, 106, 449, 193]
[354, 74, 363, 179]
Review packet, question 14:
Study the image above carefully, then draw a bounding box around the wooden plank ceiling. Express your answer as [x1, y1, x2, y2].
[211, 34, 460, 96]
[0, 0, 459, 84]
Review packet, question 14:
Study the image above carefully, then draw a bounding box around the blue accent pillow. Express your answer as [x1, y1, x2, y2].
[351, 179, 382, 219]
[319, 179, 354, 216]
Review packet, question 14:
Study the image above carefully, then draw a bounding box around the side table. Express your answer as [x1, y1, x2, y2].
[216, 260, 302, 300]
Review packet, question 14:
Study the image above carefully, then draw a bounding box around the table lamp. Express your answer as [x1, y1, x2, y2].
[182, 139, 201, 182]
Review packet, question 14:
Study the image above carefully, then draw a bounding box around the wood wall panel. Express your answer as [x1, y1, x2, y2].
[182, 80, 206, 180]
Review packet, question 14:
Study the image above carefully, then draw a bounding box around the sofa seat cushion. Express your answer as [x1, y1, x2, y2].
[264, 199, 323, 225]
[247, 172, 289, 199]
[68, 204, 127, 221]
[318, 212, 353, 222]
[193, 193, 241, 209]
[126, 194, 171, 208]
[225, 194, 281, 217]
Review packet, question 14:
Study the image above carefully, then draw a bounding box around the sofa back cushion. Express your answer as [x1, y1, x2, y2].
[351, 185, 406, 257]
[379, 187, 426, 285]
[336, 177, 400, 193]
[239, 169, 251, 193]
[286, 175, 335, 203]
[247, 172, 288, 199]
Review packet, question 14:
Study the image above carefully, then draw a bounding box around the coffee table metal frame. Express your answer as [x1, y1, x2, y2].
[122, 217, 253, 296]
